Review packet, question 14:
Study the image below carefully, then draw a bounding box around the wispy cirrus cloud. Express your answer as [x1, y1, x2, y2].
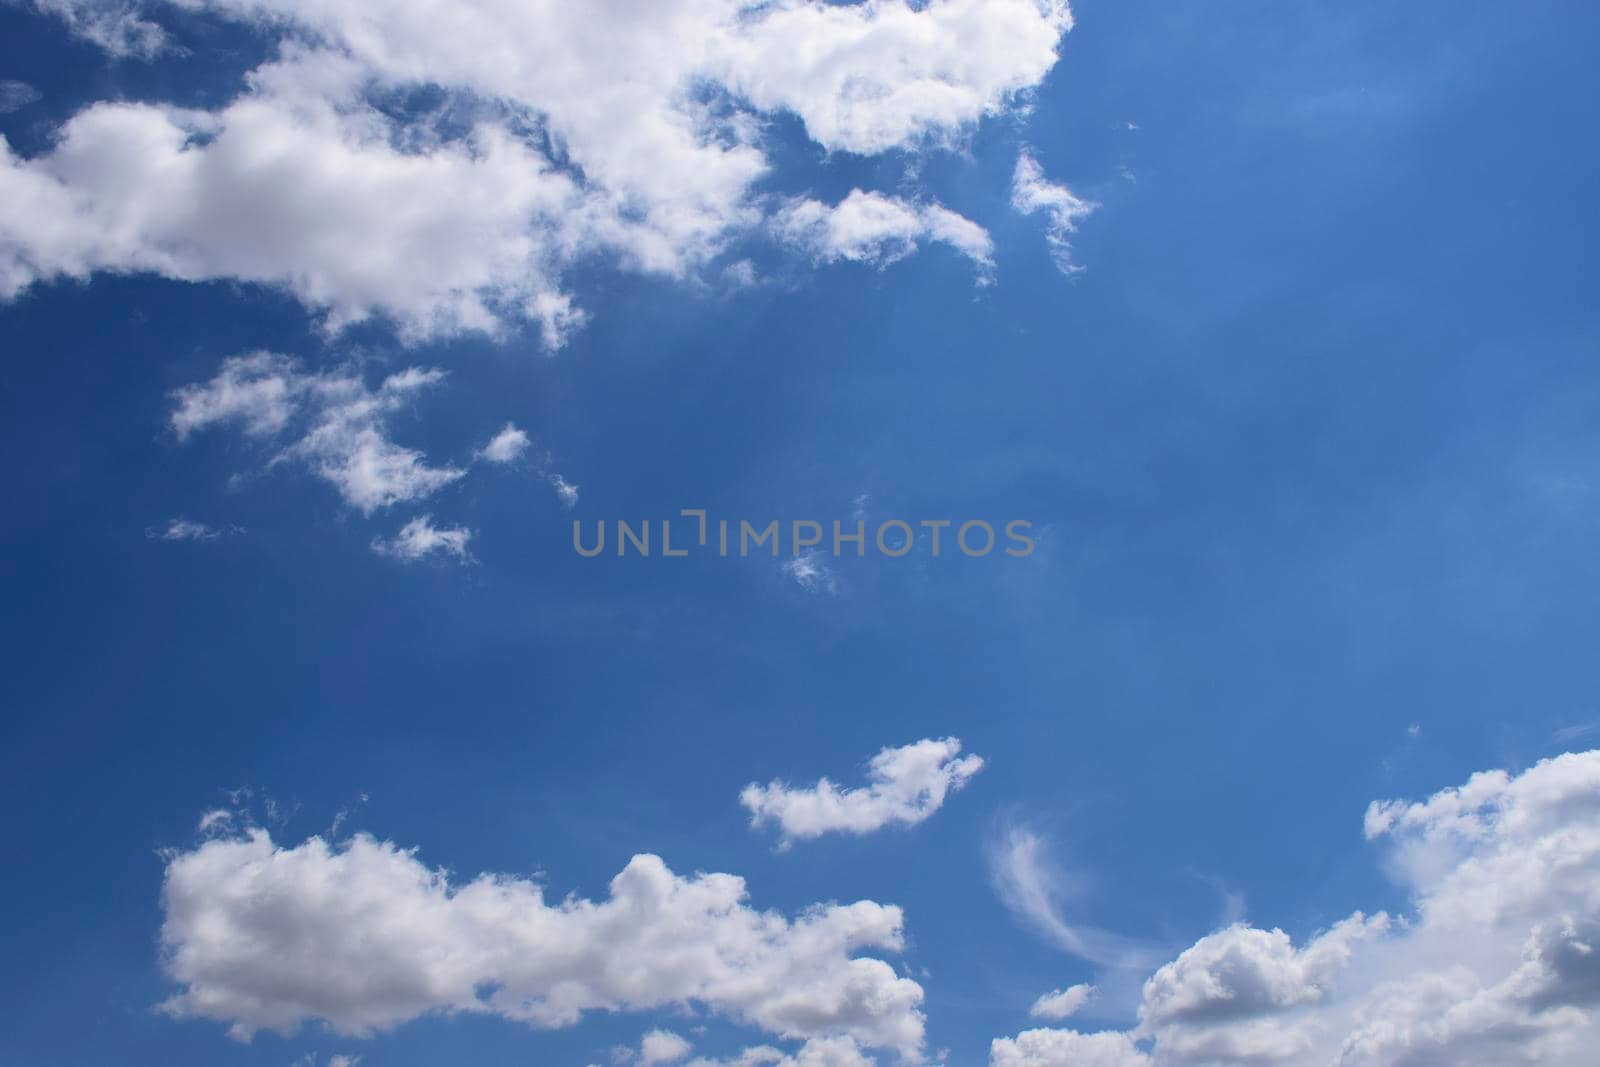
[1010, 150, 1096, 275]
[988, 825, 1166, 972]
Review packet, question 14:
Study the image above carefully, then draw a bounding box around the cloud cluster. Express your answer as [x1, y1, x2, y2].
[169, 353, 574, 545]
[990, 750, 1600, 1065]
[1, 0, 1078, 345]
[158, 831, 926, 1056]
[742, 738, 984, 845]
[171, 352, 464, 514]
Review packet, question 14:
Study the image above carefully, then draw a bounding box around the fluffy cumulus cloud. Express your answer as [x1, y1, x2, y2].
[158, 830, 926, 1056]
[742, 738, 984, 845]
[171, 352, 467, 514]
[0, 0, 1078, 345]
[989, 750, 1600, 1066]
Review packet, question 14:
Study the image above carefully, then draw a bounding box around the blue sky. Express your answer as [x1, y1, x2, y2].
[3, 3, 1600, 1067]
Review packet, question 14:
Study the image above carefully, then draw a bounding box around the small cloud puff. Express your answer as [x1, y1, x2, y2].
[478, 423, 531, 464]
[548, 474, 579, 510]
[148, 518, 223, 542]
[639, 1029, 692, 1066]
[371, 515, 472, 563]
[1030, 984, 1096, 1021]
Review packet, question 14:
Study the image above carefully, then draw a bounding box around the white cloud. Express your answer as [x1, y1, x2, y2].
[988, 827, 1163, 971]
[26, 0, 169, 58]
[991, 1029, 1149, 1067]
[158, 830, 925, 1055]
[1030, 984, 1096, 1021]
[171, 352, 467, 514]
[170, 352, 302, 440]
[478, 423, 531, 464]
[0, 79, 41, 113]
[773, 191, 993, 274]
[1140, 915, 1388, 1029]
[781, 551, 836, 595]
[292, 1055, 361, 1067]
[722, 259, 759, 290]
[148, 517, 221, 542]
[1010, 150, 1095, 275]
[196, 809, 233, 833]
[640, 1030, 693, 1066]
[371, 515, 472, 564]
[548, 474, 580, 510]
[990, 750, 1600, 1066]
[2, 0, 1077, 343]
[685, 1037, 876, 1067]
[0, 77, 588, 344]
[742, 738, 983, 845]
[473, 423, 579, 508]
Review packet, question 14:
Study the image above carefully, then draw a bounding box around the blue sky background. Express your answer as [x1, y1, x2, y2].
[3, 3, 1599, 1066]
